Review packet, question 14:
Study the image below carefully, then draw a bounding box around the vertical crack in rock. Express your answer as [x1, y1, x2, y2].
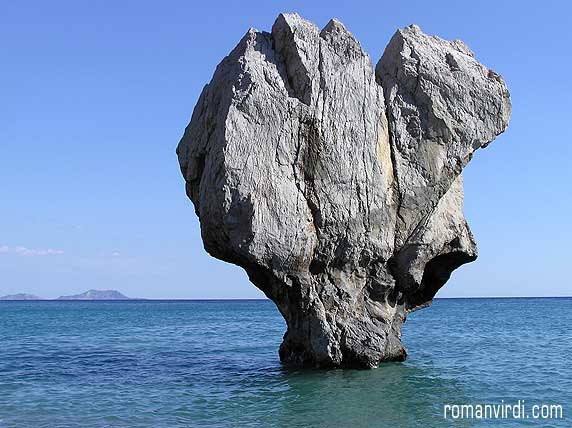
[177, 14, 511, 368]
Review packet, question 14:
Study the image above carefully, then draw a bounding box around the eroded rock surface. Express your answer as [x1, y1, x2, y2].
[177, 13, 511, 368]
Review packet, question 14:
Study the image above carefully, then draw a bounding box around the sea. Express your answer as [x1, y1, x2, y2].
[0, 298, 570, 427]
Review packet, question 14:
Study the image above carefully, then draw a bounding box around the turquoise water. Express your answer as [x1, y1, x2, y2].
[0, 298, 570, 427]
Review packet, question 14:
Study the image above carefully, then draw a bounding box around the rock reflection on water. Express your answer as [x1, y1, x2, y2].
[268, 363, 472, 428]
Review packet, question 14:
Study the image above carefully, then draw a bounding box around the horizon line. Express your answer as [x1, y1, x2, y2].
[1, 295, 571, 302]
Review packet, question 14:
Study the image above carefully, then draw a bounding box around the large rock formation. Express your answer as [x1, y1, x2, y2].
[177, 13, 510, 368]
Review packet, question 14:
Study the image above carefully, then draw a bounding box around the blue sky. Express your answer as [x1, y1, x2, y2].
[1, 1, 570, 298]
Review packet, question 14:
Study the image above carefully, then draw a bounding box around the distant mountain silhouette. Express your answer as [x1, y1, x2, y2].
[57, 290, 131, 300]
[0, 293, 44, 300]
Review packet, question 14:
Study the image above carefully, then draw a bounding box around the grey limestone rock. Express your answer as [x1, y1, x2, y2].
[177, 14, 511, 368]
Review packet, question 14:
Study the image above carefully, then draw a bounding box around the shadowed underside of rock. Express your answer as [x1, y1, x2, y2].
[177, 13, 511, 368]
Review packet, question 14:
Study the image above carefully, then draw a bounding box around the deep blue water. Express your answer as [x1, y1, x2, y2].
[0, 298, 570, 427]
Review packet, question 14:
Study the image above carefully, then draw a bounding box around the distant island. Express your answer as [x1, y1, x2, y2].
[57, 290, 131, 300]
[0, 290, 133, 301]
[0, 293, 44, 301]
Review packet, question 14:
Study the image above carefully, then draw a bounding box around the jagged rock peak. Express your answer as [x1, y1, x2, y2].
[177, 13, 511, 368]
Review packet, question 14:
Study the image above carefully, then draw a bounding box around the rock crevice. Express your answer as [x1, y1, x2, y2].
[177, 13, 511, 368]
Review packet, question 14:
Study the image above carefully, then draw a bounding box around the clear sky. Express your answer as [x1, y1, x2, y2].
[1, 1, 570, 299]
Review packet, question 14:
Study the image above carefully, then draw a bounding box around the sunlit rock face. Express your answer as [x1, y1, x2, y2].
[177, 13, 511, 368]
